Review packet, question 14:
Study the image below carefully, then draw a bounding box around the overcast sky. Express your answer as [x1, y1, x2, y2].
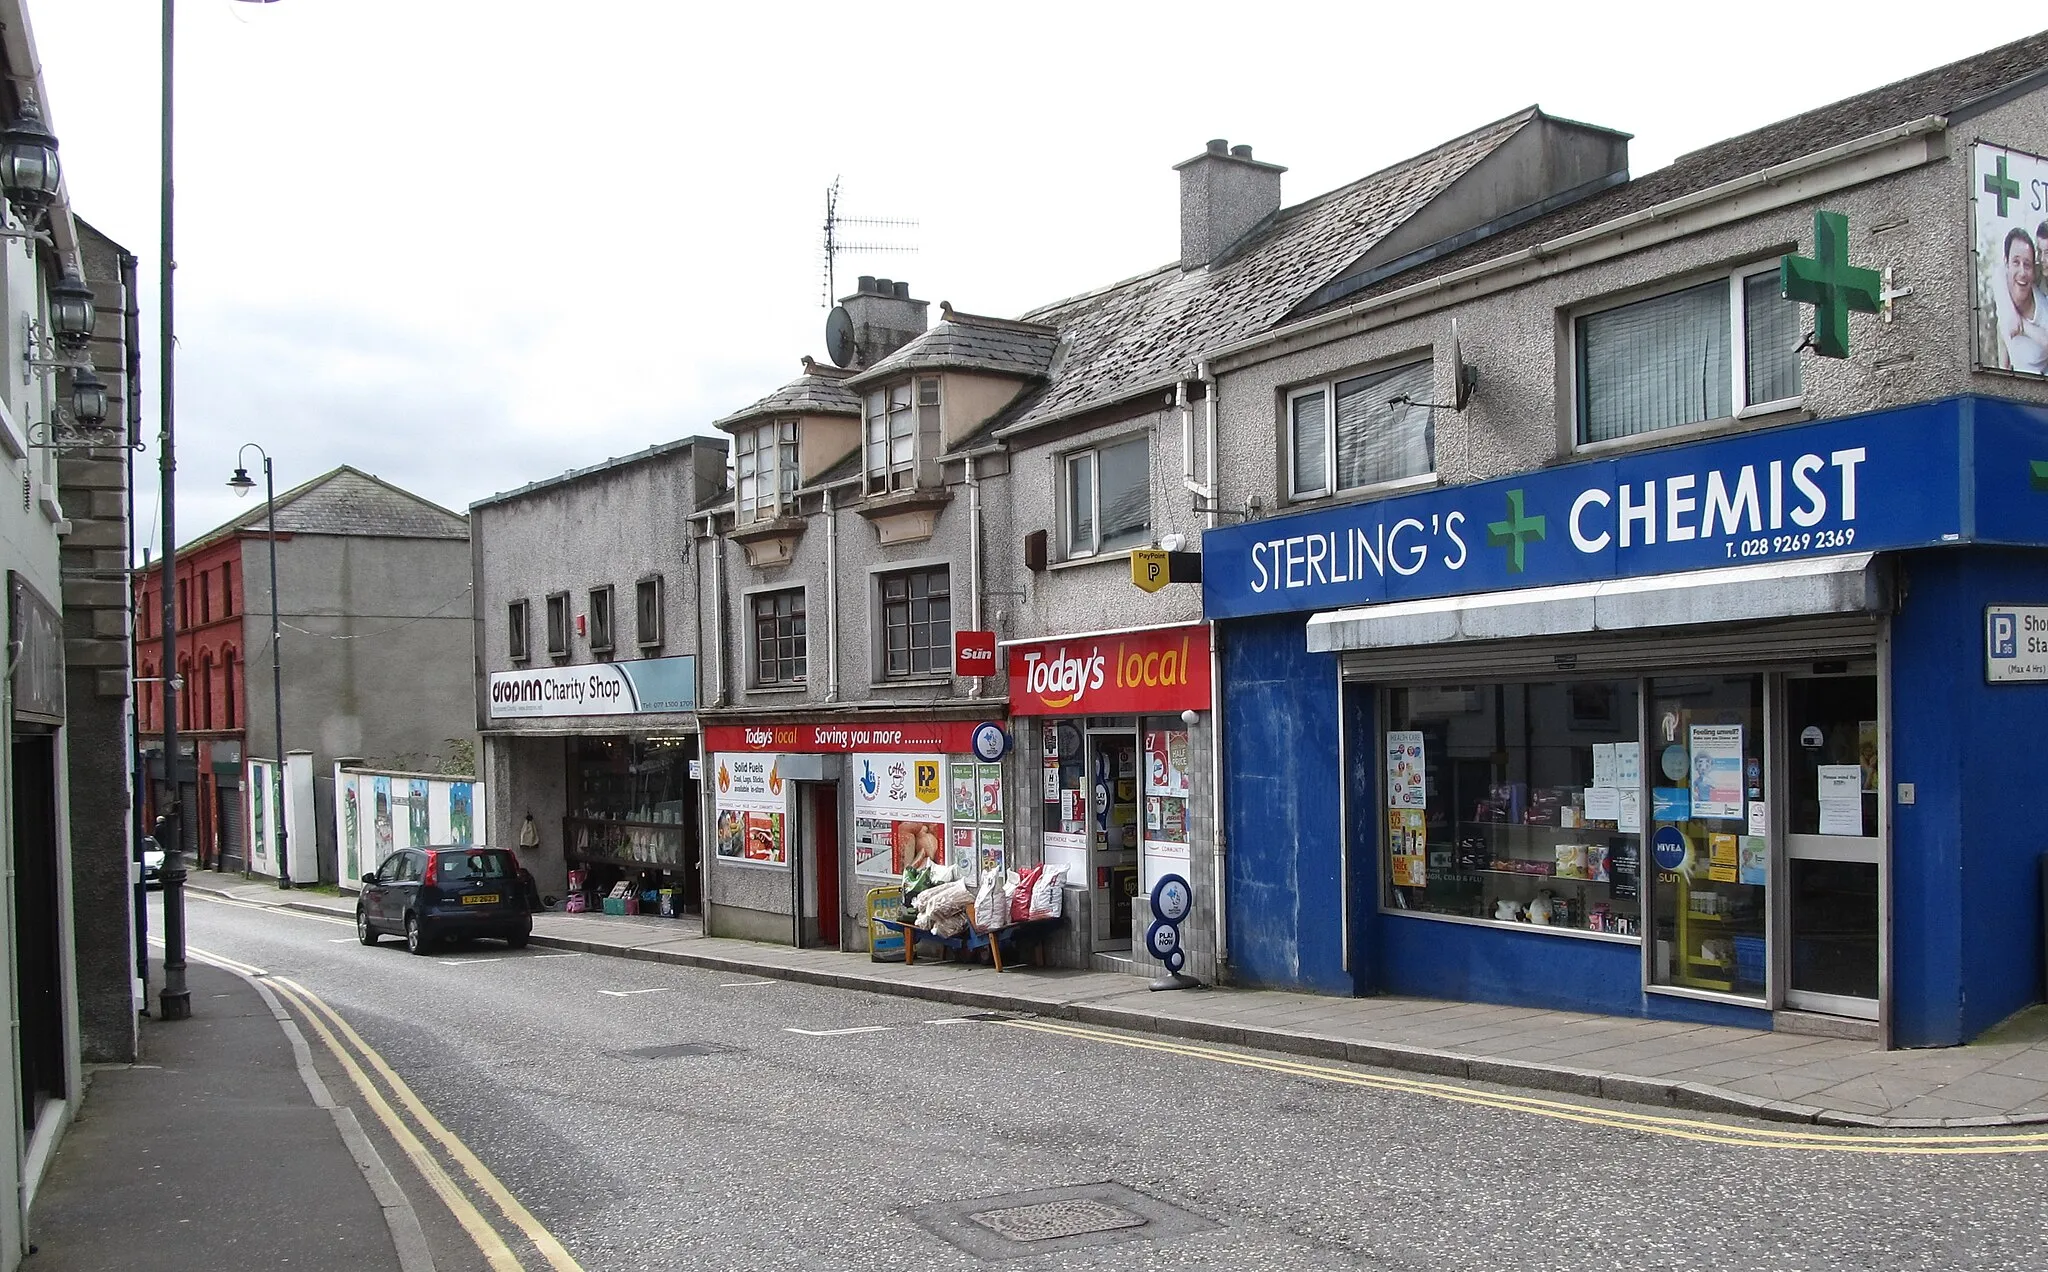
[25, 2, 2046, 552]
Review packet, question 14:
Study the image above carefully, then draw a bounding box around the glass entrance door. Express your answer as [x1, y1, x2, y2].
[1086, 729, 1138, 951]
[1781, 672, 1883, 1019]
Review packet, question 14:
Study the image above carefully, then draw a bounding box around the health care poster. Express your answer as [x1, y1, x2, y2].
[1386, 730, 1427, 887]
[713, 754, 787, 867]
[1688, 725, 1745, 820]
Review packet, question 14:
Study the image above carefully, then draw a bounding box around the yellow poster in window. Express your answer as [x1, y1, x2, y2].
[1390, 808, 1427, 888]
[1708, 832, 1738, 882]
[914, 759, 941, 806]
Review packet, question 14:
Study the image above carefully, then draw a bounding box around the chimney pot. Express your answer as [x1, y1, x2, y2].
[1230, 144, 1252, 159]
[893, 280, 909, 299]
[876, 278, 893, 293]
[857, 274, 876, 292]
[1206, 138, 1228, 155]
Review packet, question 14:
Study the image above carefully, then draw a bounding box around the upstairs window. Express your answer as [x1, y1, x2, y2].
[507, 600, 529, 662]
[636, 576, 663, 648]
[545, 591, 569, 658]
[736, 419, 799, 521]
[879, 567, 950, 679]
[199, 570, 212, 624]
[752, 588, 807, 686]
[1288, 359, 1434, 500]
[1575, 266, 1802, 445]
[1064, 435, 1151, 558]
[588, 586, 614, 654]
[864, 377, 939, 494]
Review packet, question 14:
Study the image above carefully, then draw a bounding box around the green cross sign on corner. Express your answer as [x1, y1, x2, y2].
[1487, 489, 1545, 574]
[1781, 210, 1882, 360]
[1986, 153, 2024, 217]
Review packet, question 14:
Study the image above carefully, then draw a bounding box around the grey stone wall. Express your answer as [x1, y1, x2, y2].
[482, 733, 567, 889]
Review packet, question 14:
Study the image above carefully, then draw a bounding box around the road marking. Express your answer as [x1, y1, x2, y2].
[444, 958, 505, 966]
[188, 892, 356, 927]
[264, 977, 526, 1272]
[274, 976, 585, 1272]
[1001, 1017, 2048, 1156]
[597, 988, 670, 998]
[720, 980, 776, 987]
[151, 939, 268, 979]
[329, 937, 358, 943]
[530, 953, 584, 960]
[785, 1026, 893, 1037]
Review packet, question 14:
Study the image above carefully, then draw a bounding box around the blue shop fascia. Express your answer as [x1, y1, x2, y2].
[1206, 395, 2048, 1047]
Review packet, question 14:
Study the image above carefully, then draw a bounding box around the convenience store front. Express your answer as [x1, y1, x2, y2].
[1205, 396, 2048, 1046]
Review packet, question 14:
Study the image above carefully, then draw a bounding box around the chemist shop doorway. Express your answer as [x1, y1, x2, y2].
[1086, 726, 1139, 952]
[1778, 669, 1883, 1022]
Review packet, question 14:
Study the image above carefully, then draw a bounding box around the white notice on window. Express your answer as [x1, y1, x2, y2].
[1817, 765, 1864, 836]
[1584, 787, 1621, 822]
[1614, 742, 1641, 789]
[1617, 788, 1642, 834]
[1591, 744, 1616, 789]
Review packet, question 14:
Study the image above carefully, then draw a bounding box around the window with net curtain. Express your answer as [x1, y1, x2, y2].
[1576, 270, 1803, 444]
[1065, 435, 1150, 557]
[1289, 360, 1434, 499]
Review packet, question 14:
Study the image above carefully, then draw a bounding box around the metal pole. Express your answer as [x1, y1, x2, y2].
[266, 456, 289, 888]
[157, 0, 189, 1022]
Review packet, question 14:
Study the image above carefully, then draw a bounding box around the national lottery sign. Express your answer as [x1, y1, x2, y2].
[1202, 397, 2048, 620]
[487, 654, 697, 718]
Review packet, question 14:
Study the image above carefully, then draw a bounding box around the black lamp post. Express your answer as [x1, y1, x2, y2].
[230, 449, 290, 889]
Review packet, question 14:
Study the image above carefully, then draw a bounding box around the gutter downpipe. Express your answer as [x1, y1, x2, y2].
[966, 455, 983, 699]
[825, 489, 841, 702]
[712, 519, 730, 708]
[1198, 360, 1228, 973]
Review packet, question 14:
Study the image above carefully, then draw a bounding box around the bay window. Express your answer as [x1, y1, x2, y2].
[736, 419, 799, 520]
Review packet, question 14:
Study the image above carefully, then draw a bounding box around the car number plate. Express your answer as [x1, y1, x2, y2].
[462, 893, 500, 905]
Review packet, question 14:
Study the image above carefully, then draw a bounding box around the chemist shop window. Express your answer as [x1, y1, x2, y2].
[1287, 359, 1434, 501]
[1574, 266, 1803, 446]
[1383, 680, 1643, 939]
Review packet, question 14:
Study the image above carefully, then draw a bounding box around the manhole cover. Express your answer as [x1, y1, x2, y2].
[618, 1041, 733, 1059]
[970, 1199, 1145, 1242]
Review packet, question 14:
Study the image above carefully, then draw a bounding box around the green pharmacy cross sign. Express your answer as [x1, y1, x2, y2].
[1487, 488, 1546, 574]
[1986, 153, 2024, 217]
[1781, 210, 1882, 360]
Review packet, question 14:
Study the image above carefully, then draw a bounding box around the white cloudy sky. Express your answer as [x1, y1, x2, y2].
[25, 2, 2045, 551]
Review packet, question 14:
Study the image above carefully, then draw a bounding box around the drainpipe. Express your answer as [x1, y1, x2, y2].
[966, 454, 983, 699]
[825, 489, 840, 702]
[711, 520, 731, 707]
[1198, 360, 1229, 971]
[690, 516, 706, 704]
[1179, 378, 1209, 507]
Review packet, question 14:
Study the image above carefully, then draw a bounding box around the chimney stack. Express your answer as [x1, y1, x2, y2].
[1173, 138, 1285, 271]
[838, 275, 929, 366]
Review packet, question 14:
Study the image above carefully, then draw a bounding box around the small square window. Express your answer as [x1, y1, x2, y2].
[752, 588, 806, 686]
[877, 567, 950, 679]
[636, 577, 663, 648]
[588, 586, 615, 653]
[507, 600, 529, 662]
[1063, 435, 1151, 558]
[545, 591, 570, 658]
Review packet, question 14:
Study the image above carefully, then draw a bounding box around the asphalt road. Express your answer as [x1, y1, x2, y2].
[162, 893, 2048, 1271]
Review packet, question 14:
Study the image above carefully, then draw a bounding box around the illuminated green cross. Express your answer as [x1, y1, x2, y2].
[1781, 210, 1882, 360]
[1487, 489, 1545, 574]
[1986, 153, 2023, 217]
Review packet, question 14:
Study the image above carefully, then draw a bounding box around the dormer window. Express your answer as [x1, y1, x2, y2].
[864, 376, 939, 494]
[736, 419, 799, 521]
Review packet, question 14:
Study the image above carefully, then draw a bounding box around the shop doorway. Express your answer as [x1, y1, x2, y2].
[1086, 729, 1138, 951]
[804, 783, 841, 948]
[14, 730, 64, 1132]
[1780, 671, 1882, 1020]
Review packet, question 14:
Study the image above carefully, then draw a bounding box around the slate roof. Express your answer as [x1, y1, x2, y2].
[963, 108, 1543, 440]
[714, 359, 861, 430]
[849, 308, 1063, 386]
[181, 466, 467, 553]
[472, 435, 726, 511]
[1325, 30, 2048, 312]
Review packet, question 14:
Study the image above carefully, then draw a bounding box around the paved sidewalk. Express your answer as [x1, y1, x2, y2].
[29, 960, 423, 1271]
[191, 873, 2048, 1130]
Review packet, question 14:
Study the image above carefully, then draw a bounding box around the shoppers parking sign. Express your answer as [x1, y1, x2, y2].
[1986, 605, 2048, 682]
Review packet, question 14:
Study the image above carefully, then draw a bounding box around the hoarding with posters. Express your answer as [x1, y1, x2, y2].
[851, 752, 946, 879]
[1972, 143, 2048, 377]
[712, 753, 787, 867]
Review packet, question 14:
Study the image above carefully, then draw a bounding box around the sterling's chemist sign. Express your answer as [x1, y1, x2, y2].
[1201, 400, 2048, 620]
[1005, 624, 1212, 716]
[488, 654, 696, 719]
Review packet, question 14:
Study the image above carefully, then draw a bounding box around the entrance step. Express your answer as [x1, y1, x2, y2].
[1774, 1009, 1880, 1042]
[1090, 952, 1152, 977]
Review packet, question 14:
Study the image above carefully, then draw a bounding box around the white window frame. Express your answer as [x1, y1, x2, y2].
[735, 419, 799, 521]
[1572, 263, 1805, 451]
[1286, 358, 1436, 502]
[1062, 433, 1151, 559]
[636, 575, 663, 649]
[863, 376, 939, 494]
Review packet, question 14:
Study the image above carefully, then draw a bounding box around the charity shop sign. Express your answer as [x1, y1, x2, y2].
[488, 654, 697, 719]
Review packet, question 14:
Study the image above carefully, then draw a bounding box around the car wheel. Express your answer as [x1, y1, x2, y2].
[405, 914, 431, 956]
[356, 907, 378, 946]
[505, 932, 530, 949]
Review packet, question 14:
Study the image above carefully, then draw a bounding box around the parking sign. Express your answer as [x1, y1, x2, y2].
[1986, 605, 2048, 682]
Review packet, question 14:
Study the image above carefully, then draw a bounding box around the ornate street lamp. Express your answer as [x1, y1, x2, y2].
[0, 98, 59, 218]
[68, 364, 108, 427]
[48, 271, 94, 348]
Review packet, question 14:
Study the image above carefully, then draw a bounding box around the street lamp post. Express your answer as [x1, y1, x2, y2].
[229, 448, 289, 889]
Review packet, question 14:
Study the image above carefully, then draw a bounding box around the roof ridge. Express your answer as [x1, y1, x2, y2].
[933, 302, 1060, 333]
[1270, 106, 1542, 226]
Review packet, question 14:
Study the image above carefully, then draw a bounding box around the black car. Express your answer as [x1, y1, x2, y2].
[357, 846, 533, 954]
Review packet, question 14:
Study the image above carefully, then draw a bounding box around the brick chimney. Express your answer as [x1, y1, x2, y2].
[839, 276, 928, 366]
[1173, 139, 1285, 271]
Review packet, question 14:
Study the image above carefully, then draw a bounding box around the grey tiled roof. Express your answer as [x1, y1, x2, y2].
[849, 310, 1062, 386]
[974, 108, 1539, 438]
[1328, 30, 2048, 311]
[714, 362, 861, 429]
[181, 466, 467, 552]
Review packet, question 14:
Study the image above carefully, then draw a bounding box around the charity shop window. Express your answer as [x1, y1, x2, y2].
[864, 376, 939, 494]
[636, 576, 663, 649]
[736, 419, 799, 521]
[1064, 434, 1151, 558]
[545, 591, 570, 658]
[507, 600, 529, 662]
[1575, 266, 1802, 445]
[879, 567, 950, 679]
[588, 585, 615, 654]
[1288, 359, 1435, 501]
[752, 588, 807, 686]
[1383, 679, 1644, 940]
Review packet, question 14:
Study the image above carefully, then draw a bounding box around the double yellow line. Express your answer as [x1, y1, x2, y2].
[1004, 1017, 2048, 1156]
[189, 947, 583, 1270]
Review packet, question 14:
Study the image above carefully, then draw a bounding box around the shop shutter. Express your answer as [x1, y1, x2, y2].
[218, 789, 244, 869]
[1339, 615, 1882, 684]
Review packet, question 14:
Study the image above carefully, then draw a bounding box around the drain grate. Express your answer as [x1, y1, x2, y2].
[618, 1041, 734, 1060]
[969, 1199, 1145, 1242]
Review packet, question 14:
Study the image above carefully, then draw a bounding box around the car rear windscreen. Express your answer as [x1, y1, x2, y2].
[437, 851, 514, 881]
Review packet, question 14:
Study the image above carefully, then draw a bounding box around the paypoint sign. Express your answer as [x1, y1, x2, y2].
[1007, 623, 1211, 716]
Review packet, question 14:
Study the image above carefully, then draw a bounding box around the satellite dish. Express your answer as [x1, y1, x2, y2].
[1450, 317, 1477, 412]
[825, 306, 857, 369]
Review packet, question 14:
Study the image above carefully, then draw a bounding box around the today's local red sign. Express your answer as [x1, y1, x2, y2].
[1007, 623, 1211, 717]
[954, 630, 997, 675]
[703, 720, 996, 754]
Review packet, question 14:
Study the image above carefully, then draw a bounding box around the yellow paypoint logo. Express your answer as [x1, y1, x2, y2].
[1132, 549, 1168, 593]
[914, 760, 941, 804]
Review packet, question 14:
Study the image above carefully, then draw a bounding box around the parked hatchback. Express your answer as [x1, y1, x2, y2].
[357, 846, 533, 954]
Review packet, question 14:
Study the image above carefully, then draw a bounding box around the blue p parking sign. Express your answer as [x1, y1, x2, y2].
[1986, 605, 2048, 682]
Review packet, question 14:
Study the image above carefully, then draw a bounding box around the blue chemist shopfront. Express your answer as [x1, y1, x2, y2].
[1206, 396, 2048, 1047]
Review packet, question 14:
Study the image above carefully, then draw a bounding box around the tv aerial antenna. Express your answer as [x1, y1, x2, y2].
[820, 176, 918, 307]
